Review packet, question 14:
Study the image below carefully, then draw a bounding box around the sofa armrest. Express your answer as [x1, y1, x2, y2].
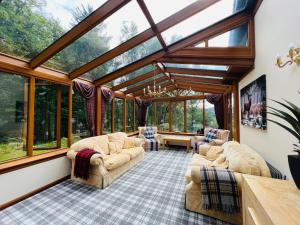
[191, 166, 201, 184]
[194, 135, 205, 142]
[134, 138, 145, 147]
[209, 139, 225, 146]
[154, 133, 161, 141]
[138, 134, 145, 139]
[67, 150, 106, 166]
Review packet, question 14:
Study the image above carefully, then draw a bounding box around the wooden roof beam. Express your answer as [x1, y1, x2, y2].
[155, 62, 178, 88]
[30, 0, 131, 69]
[70, 0, 219, 80]
[170, 75, 226, 85]
[94, 11, 251, 86]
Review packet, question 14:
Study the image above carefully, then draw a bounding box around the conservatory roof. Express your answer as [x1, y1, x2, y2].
[0, 0, 261, 96]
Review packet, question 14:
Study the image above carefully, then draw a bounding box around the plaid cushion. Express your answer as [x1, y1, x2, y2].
[144, 127, 154, 139]
[205, 129, 218, 142]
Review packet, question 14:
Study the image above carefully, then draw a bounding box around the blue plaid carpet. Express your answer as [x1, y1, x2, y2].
[0, 150, 230, 225]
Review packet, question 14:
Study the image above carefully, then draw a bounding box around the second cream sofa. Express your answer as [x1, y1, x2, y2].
[67, 132, 145, 188]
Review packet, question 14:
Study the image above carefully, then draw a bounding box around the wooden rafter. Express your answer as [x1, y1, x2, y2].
[124, 76, 167, 94]
[164, 67, 239, 80]
[94, 11, 252, 86]
[178, 83, 227, 93]
[69, 0, 219, 80]
[30, 0, 131, 69]
[155, 63, 178, 88]
[111, 68, 160, 91]
[137, 0, 167, 51]
[176, 79, 231, 88]
[170, 75, 226, 85]
[178, 82, 229, 91]
[133, 81, 172, 96]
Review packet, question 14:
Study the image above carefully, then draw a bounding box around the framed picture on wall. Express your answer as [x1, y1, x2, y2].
[241, 74, 267, 130]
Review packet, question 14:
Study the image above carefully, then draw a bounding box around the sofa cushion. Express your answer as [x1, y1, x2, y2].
[70, 135, 109, 155]
[103, 153, 130, 170]
[211, 154, 228, 169]
[144, 127, 154, 139]
[190, 154, 212, 166]
[206, 146, 224, 161]
[108, 142, 122, 154]
[108, 132, 127, 146]
[123, 137, 136, 149]
[121, 147, 144, 159]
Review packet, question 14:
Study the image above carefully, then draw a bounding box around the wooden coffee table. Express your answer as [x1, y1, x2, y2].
[162, 136, 191, 152]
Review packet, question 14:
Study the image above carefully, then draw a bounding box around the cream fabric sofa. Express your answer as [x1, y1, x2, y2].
[67, 132, 145, 188]
[185, 141, 271, 225]
[191, 128, 230, 150]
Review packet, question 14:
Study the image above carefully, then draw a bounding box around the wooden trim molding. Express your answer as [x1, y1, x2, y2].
[0, 149, 69, 175]
[0, 175, 70, 210]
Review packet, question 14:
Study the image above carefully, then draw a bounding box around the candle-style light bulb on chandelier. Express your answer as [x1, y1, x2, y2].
[143, 64, 167, 98]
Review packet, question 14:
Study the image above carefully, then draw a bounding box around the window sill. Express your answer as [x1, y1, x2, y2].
[0, 148, 69, 175]
[158, 131, 197, 136]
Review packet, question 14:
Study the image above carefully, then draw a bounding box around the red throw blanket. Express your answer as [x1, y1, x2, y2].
[74, 148, 98, 180]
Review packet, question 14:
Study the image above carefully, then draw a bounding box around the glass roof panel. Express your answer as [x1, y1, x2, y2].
[161, 0, 247, 45]
[105, 64, 155, 87]
[0, 0, 107, 60]
[208, 23, 248, 47]
[43, 0, 151, 72]
[81, 37, 162, 81]
[120, 73, 165, 92]
[171, 73, 224, 80]
[144, 0, 197, 23]
[164, 63, 228, 71]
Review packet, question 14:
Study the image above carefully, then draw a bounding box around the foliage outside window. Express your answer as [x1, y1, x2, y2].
[103, 101, 112, 134]
[114, 98, 123, 132]
[146, 104, 154, 126]
[156, 102, 169, 131]
[171, 101, 184, 132]
[187, 100, 203, 133]
[126, 99, 134, 133]
[205, 100, 218, 128]
[135, 101, 140, 130]
[72, 90, 90, 143]
[0, 72, 28, 162]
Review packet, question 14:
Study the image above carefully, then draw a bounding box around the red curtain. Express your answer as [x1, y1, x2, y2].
[206, 94, 224, 129]
[101, 87, 114, 130]
[73, 81, 97, 136]
[135, 98, 152, 127]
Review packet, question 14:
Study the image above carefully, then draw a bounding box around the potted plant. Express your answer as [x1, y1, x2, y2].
[268, 95, 300, 188]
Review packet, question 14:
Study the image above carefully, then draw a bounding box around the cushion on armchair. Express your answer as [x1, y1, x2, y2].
[204, 129, 218, 142]
[144, 127, 154, 139]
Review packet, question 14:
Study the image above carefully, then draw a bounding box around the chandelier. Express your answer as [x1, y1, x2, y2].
[143, 67, 167, 98]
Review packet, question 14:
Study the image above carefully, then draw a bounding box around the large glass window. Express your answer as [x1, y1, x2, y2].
[0, 72, 28, 162]
[114, 98, 123, 132]
[164, 63, 228, 71]
[146, 104, 154, 126]
[0, 0, 107, 61]
[205, 100, 218, 128]
[187, 100, 203, 133]
[103, 102, 112, 134]
[72, 90, 90, 143]
[171, 101, 184, 132]
[126, 99, 134, 133]
[156, 102, 169, 131]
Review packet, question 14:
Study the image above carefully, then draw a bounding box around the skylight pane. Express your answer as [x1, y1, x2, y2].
[43, 0, 151, 72]
[164, 63, 228, 71]
[0, 0, 107, 60]
[144, 0, 197, 23]
[162, 0, 245, 45]
[81, 37, 161, 81]
[208, 23, 248, 47]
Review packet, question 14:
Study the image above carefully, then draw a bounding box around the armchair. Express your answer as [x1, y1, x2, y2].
[191, 128, 230, 152]
[138, 126, 161, 151]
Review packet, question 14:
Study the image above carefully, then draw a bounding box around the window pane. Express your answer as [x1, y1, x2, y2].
[126, 99, 134, 133]
[114, 98, 123, 132]
[146, 104, 154, 126]
[172, 73, 223, 80]
[61, 86, 69, 148]
[187, 100, 203, 133]
[82, 37, 161, 81]
[164, 63, 228, 71]
[45, 1, 151, 73]
[0, 72, 28, 162]
[0, 0, 107, 60]
[103, 102, 112, 134]
[156, 102, 169, 131]
[161, 0, 246, 45]
[135, 101, 140, 130]
[108, 65, 155, 87]
[144, 0, 197, 23]
[208, 23, 248, 47]
[205, 100, 218, 128]
[34, 80, 57, 151]
[172, 101, 184, 132]
[72, 90, 91, 143]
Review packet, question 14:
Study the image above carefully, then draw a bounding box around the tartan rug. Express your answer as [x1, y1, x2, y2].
[0, 150, 230, 225]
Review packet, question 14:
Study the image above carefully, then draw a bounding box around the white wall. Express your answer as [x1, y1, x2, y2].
[239, 0, 300, 178]
[0, 157, 71, 205]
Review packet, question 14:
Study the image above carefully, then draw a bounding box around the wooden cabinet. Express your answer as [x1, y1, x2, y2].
[242, 175, 300, 225]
